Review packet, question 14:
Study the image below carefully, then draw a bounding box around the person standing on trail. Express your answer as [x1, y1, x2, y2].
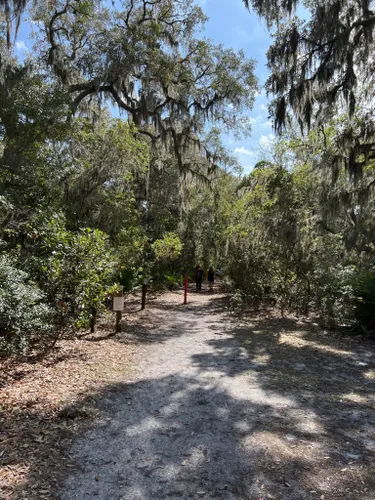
[195, 264, 203, 292]
[207, 265, 215, 292]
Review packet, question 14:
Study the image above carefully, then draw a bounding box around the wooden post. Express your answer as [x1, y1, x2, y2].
[114, 286, 124, 333]
[141, 277, 148, 310]
[115, 310, 122, 333]
[184, 272, 188, 304]
[90, 307, 97, 333]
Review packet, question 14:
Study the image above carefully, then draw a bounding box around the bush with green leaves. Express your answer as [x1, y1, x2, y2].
[223, 161, 361, 324]
[42, 224, 118, 329]
[152, 233, 183, 263]
[164, 272, 183, 290]
[151, 233, 183, 283]
[0, 255, 54, 355]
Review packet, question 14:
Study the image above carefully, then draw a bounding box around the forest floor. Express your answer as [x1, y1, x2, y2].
[1, 288, 375, 500]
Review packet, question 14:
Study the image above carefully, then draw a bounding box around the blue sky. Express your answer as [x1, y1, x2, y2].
[14, 0, 274, 172]
[195, 0, 274, 171]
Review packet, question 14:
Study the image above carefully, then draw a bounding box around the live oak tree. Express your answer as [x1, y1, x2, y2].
[244, 1, 375, 127]
[1, 1, 258, 176]
[4, 0, 375, 351]
[3, 1, 374, 174]
[224, 135, 358, 322]
[0, 38, 149, 350]
[243, 0, 375, 177]
[63, 117, 149, 237]
[28, 0, 258, 175]
[0, 1, 259, 354]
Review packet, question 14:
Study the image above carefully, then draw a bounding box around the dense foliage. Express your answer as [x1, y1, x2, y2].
[244, 1, 375, 127]
[1, 0, 375, 355]
[0, 0, 258, 354]
[243, 0, 375, 186]
[0, 254, 54, 353]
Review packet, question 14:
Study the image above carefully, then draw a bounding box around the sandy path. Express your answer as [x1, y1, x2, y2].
[59, 290, 375, 500]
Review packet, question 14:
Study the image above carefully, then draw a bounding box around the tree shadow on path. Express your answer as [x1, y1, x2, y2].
[191, 308, 375, 499]
[59, 374, 284, 500]
[16, 292, 375, 500]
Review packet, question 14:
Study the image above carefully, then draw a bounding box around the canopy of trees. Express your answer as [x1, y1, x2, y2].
[0, 0, 258, 354]
[244, 1, 375, 127]
[1, 0, 375, 356]
[244, 0, 375, 180]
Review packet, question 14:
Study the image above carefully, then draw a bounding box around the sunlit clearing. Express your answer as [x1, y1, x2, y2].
[254, 353, 271, 364]
[278, 334, 353, 357]
[244, 431, 322, 461]
[364, 369, 375, 380]
[341, 392, 370, 404]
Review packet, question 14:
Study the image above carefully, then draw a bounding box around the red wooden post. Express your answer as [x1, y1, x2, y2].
[184, 272, 188, 304]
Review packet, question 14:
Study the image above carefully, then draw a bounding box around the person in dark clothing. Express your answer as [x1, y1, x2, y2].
[195, 265, 203, 292]
[207, 265, 215, 291]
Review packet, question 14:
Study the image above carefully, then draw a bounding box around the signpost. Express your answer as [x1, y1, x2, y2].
[113, 296, 124, 311]
[141, 277, 149, 310]
[114, 286, 124, 332]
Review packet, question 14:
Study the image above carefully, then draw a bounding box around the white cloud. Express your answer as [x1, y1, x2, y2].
[235, 146, 256, 157]
[242, 115, 262, 127]
[260, 120, 272, 128]
[259, 134, 275, 150]
[15, 40, 28, 52]
[260, 104, 268, 112]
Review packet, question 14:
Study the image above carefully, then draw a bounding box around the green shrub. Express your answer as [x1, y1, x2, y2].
[164, 272, 182, 290]
[152, 233, 183, 262]
[43, 227, 118, 329]
[0, 255, 54, 354]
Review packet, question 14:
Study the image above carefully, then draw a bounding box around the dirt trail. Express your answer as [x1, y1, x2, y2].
[59, 290, 375, 500]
